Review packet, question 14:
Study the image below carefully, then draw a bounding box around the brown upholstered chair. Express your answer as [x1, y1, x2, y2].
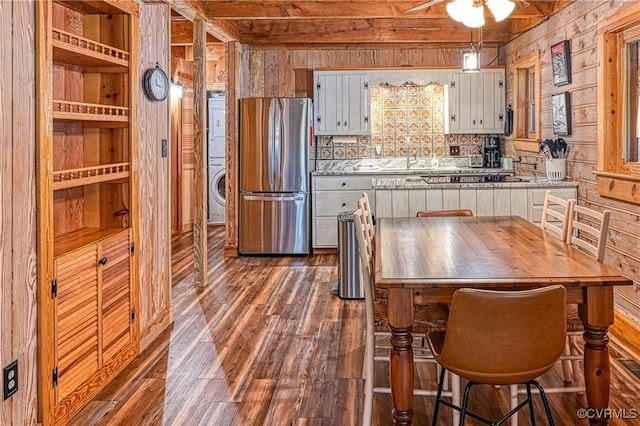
[429, 286, 566, 426]
[416, 209, 473, 217]
[352, 208, 460, 426]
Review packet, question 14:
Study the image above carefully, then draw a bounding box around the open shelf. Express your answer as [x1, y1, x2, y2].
[53, 163, 129, 190]
[52, 28, 129, 72]
[54, 227, 127, 258]
[53, 0, 134, 15]
[53, 100, 129, 124]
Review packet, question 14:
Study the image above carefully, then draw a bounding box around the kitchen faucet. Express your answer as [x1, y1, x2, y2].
[407, 152, 418, 169]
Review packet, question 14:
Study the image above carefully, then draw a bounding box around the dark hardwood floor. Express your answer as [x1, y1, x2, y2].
[70, 225, 640, 425]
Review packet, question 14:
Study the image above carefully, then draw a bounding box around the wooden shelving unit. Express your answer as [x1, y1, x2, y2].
[37, 1, 139, 425]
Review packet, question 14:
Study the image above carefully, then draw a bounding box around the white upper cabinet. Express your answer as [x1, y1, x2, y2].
[314, 71, 370, 135]
[447, 69, 505, 134]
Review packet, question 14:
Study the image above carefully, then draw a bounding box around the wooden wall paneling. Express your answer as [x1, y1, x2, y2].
[502, 0, 640, 322]
[192, 17, 208, 288]
[250, 50, 264, 97]
[278, 50, 294, 97]
[2, 0, 38, 425]
[137, 2, 172, 350]
[223, 41, 249, 257]
[263, 50, 279, 97]
[36, 0, 56, 424]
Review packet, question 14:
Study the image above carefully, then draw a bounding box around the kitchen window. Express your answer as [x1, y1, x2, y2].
[513, 51, 541, 152]
[596, 5, 640, 204]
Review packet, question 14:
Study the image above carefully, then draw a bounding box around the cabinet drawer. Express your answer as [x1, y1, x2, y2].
[314, 217, 339, 247]
[315, 191, 368, 216]
[529, 188, 576, 205]
[314, 175, 373, 191]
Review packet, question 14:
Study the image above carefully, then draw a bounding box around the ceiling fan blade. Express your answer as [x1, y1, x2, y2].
[405, 0, 445, 13]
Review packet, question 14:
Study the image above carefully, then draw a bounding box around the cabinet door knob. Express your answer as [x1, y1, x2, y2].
[344, 121, 347, 126]
[337, 121, 341, 126]
[98, 256, 108, 266]
[342, 203, 346, 207]
[341, 182, 346, 186]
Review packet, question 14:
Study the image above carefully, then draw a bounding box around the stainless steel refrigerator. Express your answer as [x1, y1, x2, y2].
[239, 97, 312, 254]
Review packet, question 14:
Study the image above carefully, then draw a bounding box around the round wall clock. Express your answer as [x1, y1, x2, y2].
[142, 64, 169, 102]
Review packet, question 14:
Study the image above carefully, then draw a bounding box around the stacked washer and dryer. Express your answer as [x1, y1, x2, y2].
[207, 93, 226, 224]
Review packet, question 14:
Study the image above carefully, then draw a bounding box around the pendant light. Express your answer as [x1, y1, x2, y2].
[462, 28, 482, 72]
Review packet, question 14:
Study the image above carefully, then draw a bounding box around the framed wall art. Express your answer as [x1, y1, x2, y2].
[551, 40, 571, 86]
[552, 92, 571, 135]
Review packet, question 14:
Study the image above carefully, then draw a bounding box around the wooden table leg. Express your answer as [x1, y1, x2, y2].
[579, 287, 614, 426]
[388, 288, 414, 425]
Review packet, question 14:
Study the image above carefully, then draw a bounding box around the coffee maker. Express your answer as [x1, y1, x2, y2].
[483, 136, 502, 168]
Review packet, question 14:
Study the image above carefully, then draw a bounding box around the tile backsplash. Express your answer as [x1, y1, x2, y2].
[313, 81, 488, 160]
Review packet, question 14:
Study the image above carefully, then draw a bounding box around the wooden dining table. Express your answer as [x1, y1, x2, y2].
[373, 216, 633, 426]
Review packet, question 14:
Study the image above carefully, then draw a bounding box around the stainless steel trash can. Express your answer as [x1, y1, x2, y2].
[337, 211, 364, 299]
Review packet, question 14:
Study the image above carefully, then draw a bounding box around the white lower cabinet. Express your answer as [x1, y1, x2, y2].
[372, 186, 577, 223]
[312, 175, 375, 248]
[312, 175, 577, 248]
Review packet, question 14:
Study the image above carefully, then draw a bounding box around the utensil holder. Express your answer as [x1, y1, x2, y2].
[546, 158, 566, 181]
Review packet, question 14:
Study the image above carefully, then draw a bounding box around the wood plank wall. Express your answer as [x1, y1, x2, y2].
[137, 2, 173, 350]
[0, 1, 38, 424]
[502, 0, 640, 321]
[223, 45, 498, 253]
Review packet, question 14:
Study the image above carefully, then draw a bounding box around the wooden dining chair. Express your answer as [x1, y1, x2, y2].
[430, 286, 566, 426]
[416, 209, 473, 217]
[562, 204, 612, 381]
[358, 193, 375, 252]
[352, 209, 460, 426]
[510, 203, 612, 425]
[540, 190, 576, 241]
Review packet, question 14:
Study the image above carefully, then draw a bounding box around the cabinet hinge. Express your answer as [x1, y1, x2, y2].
[364, 115, 369, 123]
[316, 116, 322, 124]
[316, 82, 321, 91]
[131, 309, 136, 323]
[51, 279, 57, 299]
[450, 81, 455, 88]
[499, 80, 504, 88]
[499, 113, 504, 121]
[451, 114, 456, 122]
[52, 367, 58, 388]
[364, 82, 368, 90]
[130, 242, 135, 255]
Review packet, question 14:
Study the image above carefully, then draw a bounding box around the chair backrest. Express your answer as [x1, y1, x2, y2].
[566, 204, 611, 262]
[416, 209, 473, 217]
[437, 285, 566, 386]
[352, 209, 375, 338]
[358, 194, 375, 257]
[540, 190, 575, 242]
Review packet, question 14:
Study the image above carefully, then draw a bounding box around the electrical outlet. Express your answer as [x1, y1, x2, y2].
[450, 145, 460, 156]
[3, 360, 18, 400]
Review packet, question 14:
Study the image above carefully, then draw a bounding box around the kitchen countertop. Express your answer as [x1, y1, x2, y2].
[372, 176, 579, 189]
[312, 158, 514, 176]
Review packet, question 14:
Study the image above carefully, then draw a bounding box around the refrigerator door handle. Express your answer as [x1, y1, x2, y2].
[243, 195, 305, 202]
[274, 98, 284, 189]
[268, 98, 277, 191]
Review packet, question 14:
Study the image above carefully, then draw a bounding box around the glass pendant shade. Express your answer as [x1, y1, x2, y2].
[446, 0, 472, 22]
[487, 0, 515, 22]
[447, 0, 515, 27]
[462, 51, 480, 72]
[462, 5, 485, 28]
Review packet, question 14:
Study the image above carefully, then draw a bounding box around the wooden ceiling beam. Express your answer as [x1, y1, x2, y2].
[171, 0, 240, 42]
[238, 18, 511, 44]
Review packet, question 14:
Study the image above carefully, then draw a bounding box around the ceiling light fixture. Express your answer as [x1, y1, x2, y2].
[462, 28, 482, 72]
[447, 0, 515, 28]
